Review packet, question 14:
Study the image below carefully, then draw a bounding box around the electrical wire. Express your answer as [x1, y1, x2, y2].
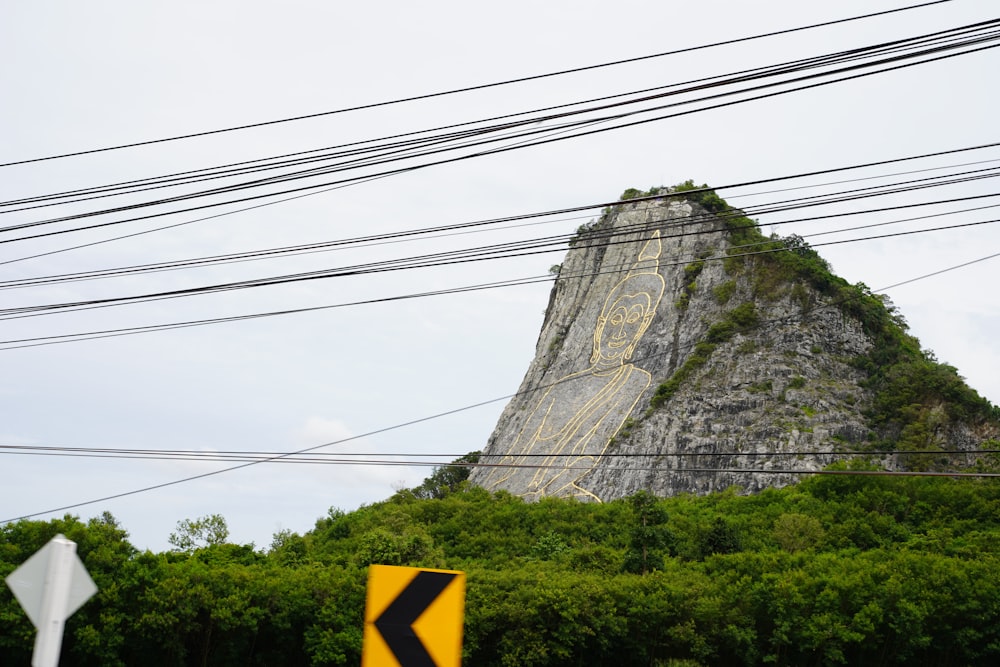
[4, 212, 999, 324]
[4, 18, 997, 243]
[0, 0, 955, 169]
[4, 155, 999, 292]
[1, 442, 995, 464]
[3, 236, 997, 522]
[2, 204, 998, 349]
[2, 160, 997, 322]
[3, 137, 997, 280]
[5, 17, 987, 213]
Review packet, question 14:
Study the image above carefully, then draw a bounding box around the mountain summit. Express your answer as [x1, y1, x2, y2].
[471, 185, 999, 500]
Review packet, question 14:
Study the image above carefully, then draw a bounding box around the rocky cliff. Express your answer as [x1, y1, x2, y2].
[470, 185, 999, 501]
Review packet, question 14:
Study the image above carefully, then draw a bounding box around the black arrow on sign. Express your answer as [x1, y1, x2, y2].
[374, 570, 458, 667]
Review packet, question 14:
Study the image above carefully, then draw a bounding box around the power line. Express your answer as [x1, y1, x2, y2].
[1, 442, 995, 463]
[0, 0, 955, 168]
[5, 17, 985, 213]
[3, 5, 996, 528]
[4, 212, 999, 324]
[3, 239, 996, 521]
[4, 155, 998, 292]
[5, 19, 997, 242]
[2, 162, 997, 322]
[2, 195, 998, 340]
[0, 169, 410, 268]
[0, 275, 555, 349]
[3, 136, 997, 277]
[1, 204, 996, 349]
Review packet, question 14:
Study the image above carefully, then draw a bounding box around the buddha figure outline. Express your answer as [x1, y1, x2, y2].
[482, 230, 665, 501]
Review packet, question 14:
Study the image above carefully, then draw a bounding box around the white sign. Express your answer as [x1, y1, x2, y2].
[5, 534, 98, 667]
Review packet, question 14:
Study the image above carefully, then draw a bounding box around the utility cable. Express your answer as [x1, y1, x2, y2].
[2, 211, 998, 348]
[0, 0, 954, 168]
[4, 142, 998, 280]
[4, 211, 998, 323]
[5, 191, 995, 293]
[1, 442, 995, 464]
[4, 20, 997, 241]
[4, 17, 986, 212]
[3, 240, 997, 521]
[2, 163, 997, 320]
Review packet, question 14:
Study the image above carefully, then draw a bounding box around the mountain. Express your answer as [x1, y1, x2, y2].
[470, 184, 999, 500]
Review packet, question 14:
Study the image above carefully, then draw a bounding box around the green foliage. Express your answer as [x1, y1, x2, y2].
[3, 478, 1000, 665]
[651, 303, 760, 410]
[623, 491, 674, 574]
[617, 416, 636, 440]
[772, 513, 825, 552]
[268, 529, 308, 566]
[168, 514, 230, 552]
[712, 280, 736, 304]
[675, 184, 999, 455]
[675, 261, 705, 312]
[650, 342, 717, 409]
[353, 526, 440, 567]
[404, 451, 481, 500]
[530, 531, 570, 561]
[971, 439, 1000, 473]
[706, 302, 759, 344]
[683, 260, 705, 281]
[571, 216, 609, 246]
[672, 180, 728, 214]
[866, 357, 998, 453]
[702, 517, 742, 556]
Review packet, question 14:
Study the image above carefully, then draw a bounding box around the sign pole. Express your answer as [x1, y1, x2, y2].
[5, 534, 98, 667]
[33, 536, 78, 667]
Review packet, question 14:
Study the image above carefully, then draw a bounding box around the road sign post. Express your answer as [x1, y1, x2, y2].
[5, 534, 98, 667]
[362, 565, 465, 667]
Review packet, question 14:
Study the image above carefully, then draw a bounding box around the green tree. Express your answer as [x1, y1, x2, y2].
[623, 491, 674, 574]
[407, 451, 481, 500]
[772, 513, 825, 553]
[169, 514, 230, 552]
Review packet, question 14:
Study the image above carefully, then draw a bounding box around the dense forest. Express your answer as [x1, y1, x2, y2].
[3, 461, 1000, 666]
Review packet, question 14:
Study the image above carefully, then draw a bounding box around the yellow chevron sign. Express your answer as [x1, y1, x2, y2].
[362, 565, 465, 667]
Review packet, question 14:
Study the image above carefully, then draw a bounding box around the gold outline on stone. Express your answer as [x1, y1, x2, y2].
[482, 230, 665, 501]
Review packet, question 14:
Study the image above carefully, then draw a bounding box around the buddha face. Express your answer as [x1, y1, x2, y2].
[593, 292, 652, 364]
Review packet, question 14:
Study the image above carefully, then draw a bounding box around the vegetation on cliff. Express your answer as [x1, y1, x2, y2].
[641, 182, 999, 458]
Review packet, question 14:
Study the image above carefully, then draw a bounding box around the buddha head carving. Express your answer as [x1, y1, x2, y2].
[590, 231, 665, 367]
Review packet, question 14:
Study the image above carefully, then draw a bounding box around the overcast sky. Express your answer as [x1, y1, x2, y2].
[2, 0, 998, 552]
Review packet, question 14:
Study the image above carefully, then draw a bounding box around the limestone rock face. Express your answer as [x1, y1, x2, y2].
[470, 192, 993, 501]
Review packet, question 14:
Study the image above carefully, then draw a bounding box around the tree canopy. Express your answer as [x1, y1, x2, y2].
[2, 471, 999, 666]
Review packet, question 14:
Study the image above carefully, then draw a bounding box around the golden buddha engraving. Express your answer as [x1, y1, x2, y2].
[482, 230, 665, 501]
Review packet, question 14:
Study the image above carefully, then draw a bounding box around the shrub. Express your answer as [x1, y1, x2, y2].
[713, 280, 736, 305]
